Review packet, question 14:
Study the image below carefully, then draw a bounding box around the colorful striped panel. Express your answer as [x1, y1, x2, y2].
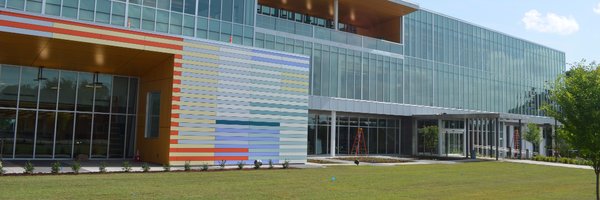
[170, 40, 310, 164]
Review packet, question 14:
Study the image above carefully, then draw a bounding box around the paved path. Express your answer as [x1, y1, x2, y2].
[502, 159, 593, 170]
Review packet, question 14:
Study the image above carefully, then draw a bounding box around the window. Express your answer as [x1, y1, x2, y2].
[145, 92, 160, 138]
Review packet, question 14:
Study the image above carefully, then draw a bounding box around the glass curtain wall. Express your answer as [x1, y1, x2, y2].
[308, 113, 401, 155]
[1, 0, 255, 46]
[0, 64, 138, 159]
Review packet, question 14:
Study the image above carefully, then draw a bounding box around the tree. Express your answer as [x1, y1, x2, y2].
[544, 61, 600, 200]
[419, 126, 439, 154]
[523, 123, 541, 155]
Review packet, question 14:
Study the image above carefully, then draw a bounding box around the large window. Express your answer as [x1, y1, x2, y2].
[308, 113, 401, 155]
[145, 92, 160, 138]
[0, 64, 138, 159]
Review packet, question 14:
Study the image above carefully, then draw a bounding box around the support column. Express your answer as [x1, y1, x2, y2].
[334, 0, 339, 30]
[496, 118, 499, 160]
[464, 118, 468, 158]
[330, 111, 336, 157]
[438, 119, 443, 156]
[518, 119, 522, 159]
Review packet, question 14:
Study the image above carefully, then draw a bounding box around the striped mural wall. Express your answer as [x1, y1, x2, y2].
[170, 40, 310, 165]
[0, 10, 310, 165]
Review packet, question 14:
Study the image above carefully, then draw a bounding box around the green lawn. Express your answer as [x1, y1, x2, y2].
[0, 162, 594, 199]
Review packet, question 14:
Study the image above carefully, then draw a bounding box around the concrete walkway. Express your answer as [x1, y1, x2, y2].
[307, 155, 478, 167]
[502, 159, 593, 170]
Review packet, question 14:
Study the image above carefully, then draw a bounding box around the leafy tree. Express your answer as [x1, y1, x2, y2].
[419, 126, 439, 154]
[544, 61, 600, 200]
[524, 123, 541, 154]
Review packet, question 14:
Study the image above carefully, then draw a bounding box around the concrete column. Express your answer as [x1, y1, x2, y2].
[330, 111, 336, 157]
[334, 0, 339, 30]
[496, 118, 499, 160]
[412, 119, 418, 155]
[463, 119, 468, 158]
[438, 119, 443, 156]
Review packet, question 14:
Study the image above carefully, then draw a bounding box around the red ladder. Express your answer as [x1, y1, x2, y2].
[350, 128, 368, 157]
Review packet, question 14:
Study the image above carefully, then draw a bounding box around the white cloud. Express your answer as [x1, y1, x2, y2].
[594, 2, 600, 14]
[521, 9, 579, 35]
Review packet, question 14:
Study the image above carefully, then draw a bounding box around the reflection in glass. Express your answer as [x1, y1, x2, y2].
[307, 124, 315, 155]
[316, 125, 328, 154]
[112, 77, 128, 113]
[58, 71, 77, 110]
[77, 73, 94, 112]
[125, 116, 136, 157]
[92, 114, 109, 158]
[128, 78, 138, 114]
[0, 65, 20, 108]
[94, 74, 112, 113]
[109, 115, 126, 158]
[35, 111, 55, 158]
[74, 113, 92, 157]
[54, 112, 73, 158]
[19, 67, 38, 109]
[38, 69, 59, 110]
[15, 110, 35, 158]
[0, 109, 16, 158]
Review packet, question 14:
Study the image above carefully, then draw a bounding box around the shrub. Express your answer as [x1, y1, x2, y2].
[142, 163, 150, 172]
[218, 160, 227, 169]
[23, 161, 34, 174]
[51, 161, 61, 174]
[201, 163, 209, 171]
[99, 162, 107, 173]
[237, 161, 245, 170]
[71, 161, 81, 174]
[184, 161, 192, 171]
[122, 161, 132, 172]
[163, 164, 171, 172]
[282, 159, 290, 169]
[268, 159, 274, 169]
[253, 160, 262, 169]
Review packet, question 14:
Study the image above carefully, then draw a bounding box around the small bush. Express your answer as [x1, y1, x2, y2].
[142, 163, 150, 172]
[282, 160, 290, 169]
[218, 160, 227, 169]
[163, 164, 171, 172]
[99, 162, 107, 173]
[51, 161, 61, 174]
[71, 161, 81, 174]
[237, 161, 245, 170]
[23, 161, 34, 174]
[201, 163, 209, 171]
[268, 159, 274, 169]
[253, 160, 262, 169]
[184, 161, 192, 171]
[122, 161, 132, 172]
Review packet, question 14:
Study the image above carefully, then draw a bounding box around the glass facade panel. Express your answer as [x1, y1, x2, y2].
[0, 109, 16, 158]
[54, 112, 73, 158]
[0, 65, 138, 159]
[0, 66, 20, 108]
[308, 113, 401, 155]
[15, 110, 35, 158]
[91, 114, 109, 158]
[35, 111, 55, 158]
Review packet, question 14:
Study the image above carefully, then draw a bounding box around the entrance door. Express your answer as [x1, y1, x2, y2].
[443, 130, 465, 156]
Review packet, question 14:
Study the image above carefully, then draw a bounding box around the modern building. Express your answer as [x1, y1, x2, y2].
[0, 0, 564, 165]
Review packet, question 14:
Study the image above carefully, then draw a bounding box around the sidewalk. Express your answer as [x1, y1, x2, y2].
[502, 159, 593, 170]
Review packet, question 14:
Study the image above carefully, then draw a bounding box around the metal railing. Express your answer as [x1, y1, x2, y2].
[256, 15, 404, 55]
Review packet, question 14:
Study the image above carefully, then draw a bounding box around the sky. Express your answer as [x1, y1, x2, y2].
[407, 0, 600, 69]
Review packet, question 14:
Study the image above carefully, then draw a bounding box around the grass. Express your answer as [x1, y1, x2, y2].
[0, 162, 595, 199]
[334, 157, 409, 163]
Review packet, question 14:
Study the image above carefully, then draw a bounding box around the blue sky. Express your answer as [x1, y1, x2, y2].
[408, 0, 600, 69]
